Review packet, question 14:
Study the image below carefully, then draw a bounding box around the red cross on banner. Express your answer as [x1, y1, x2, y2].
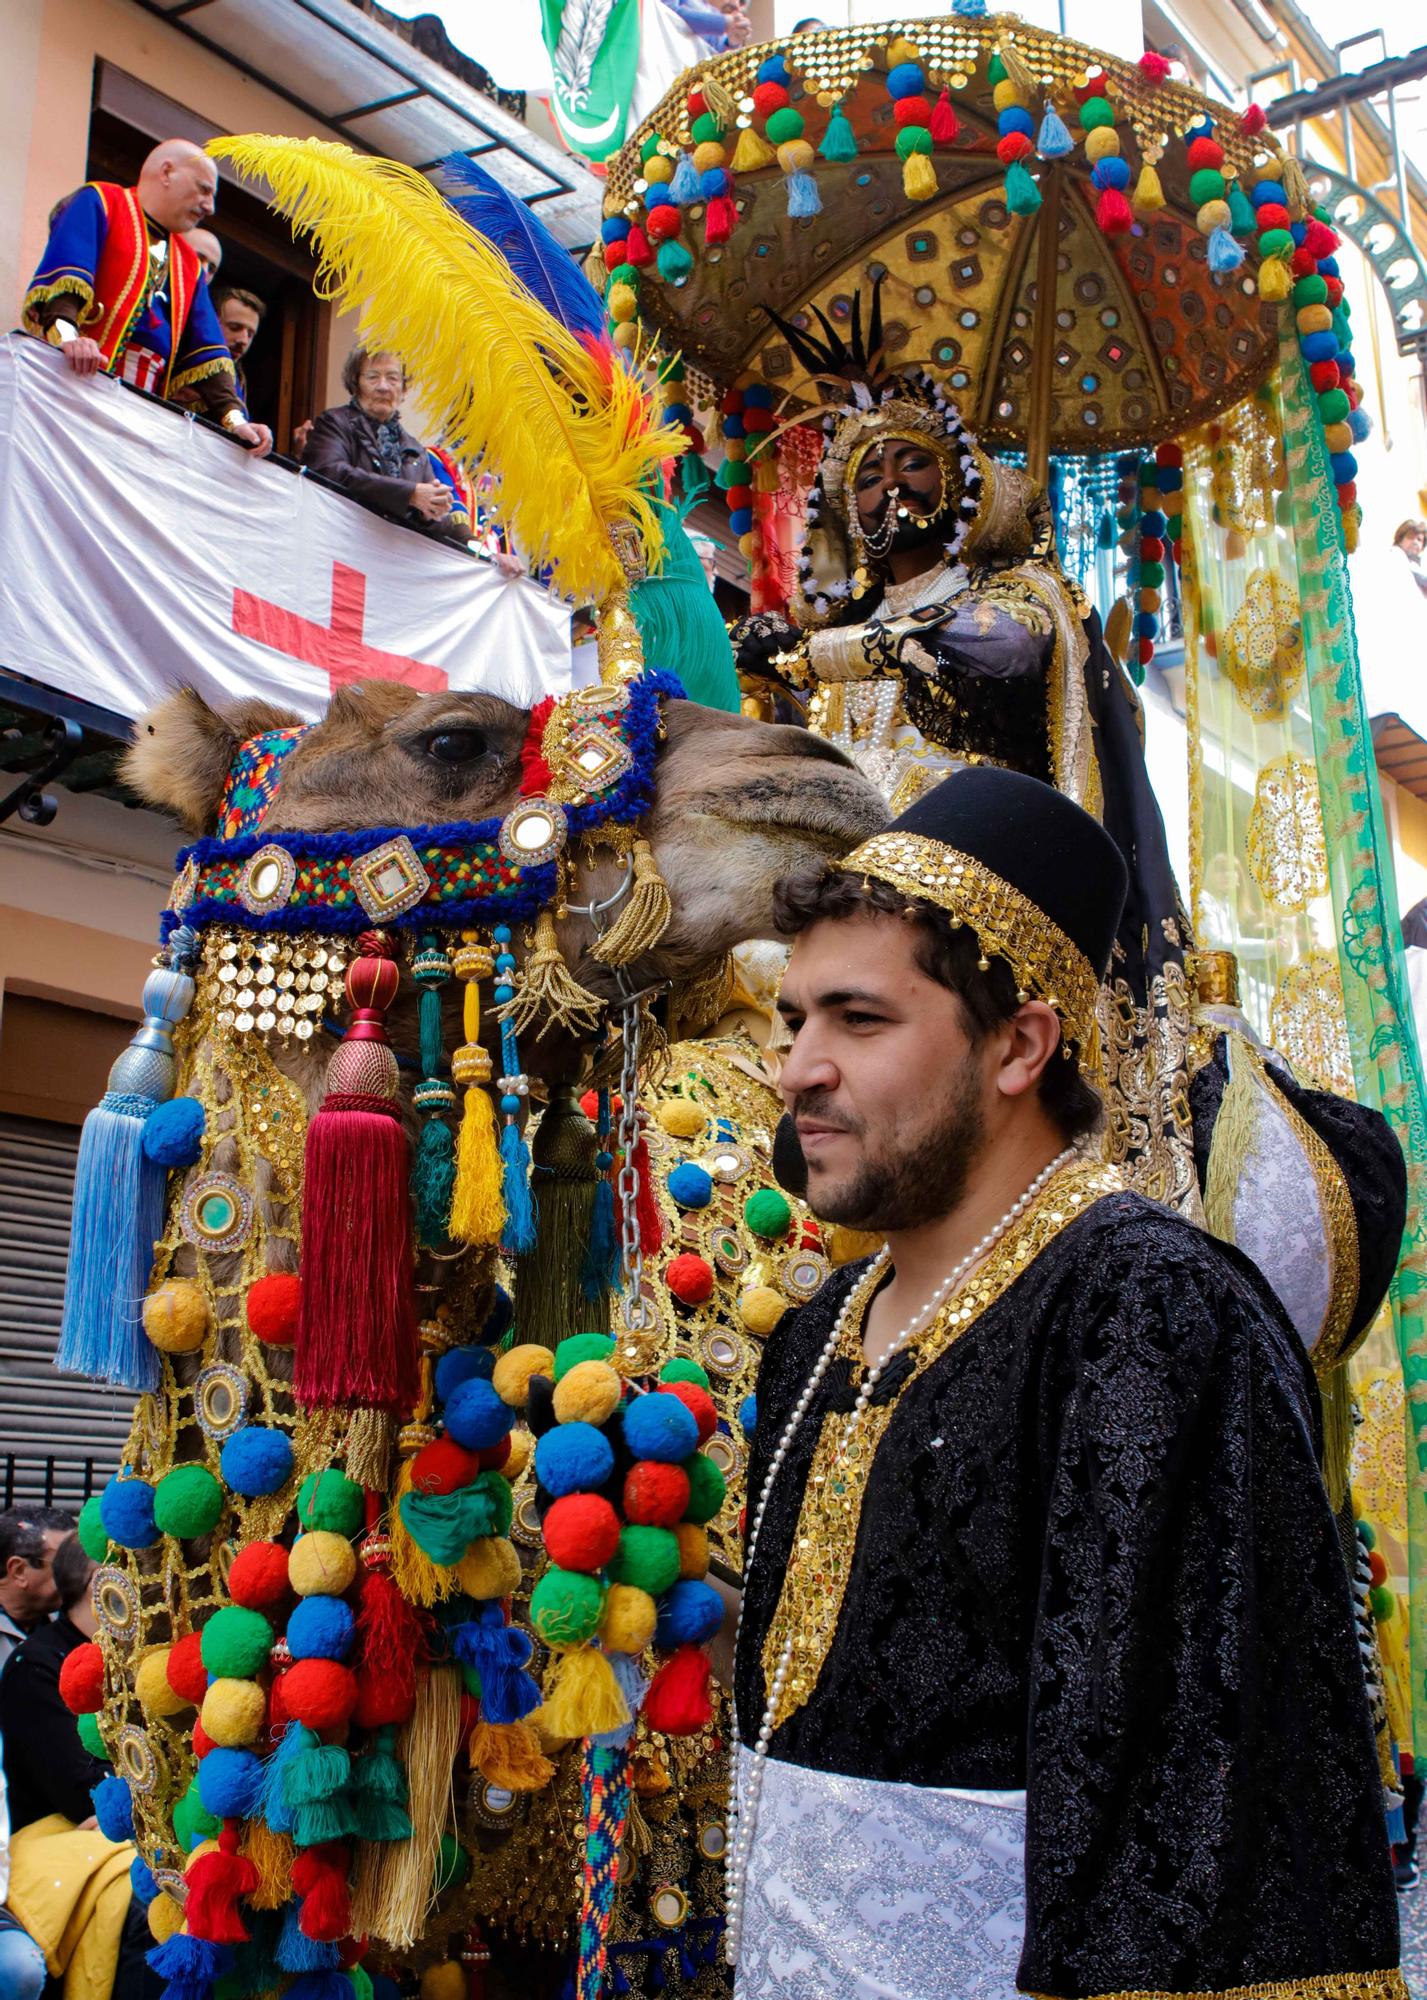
[232, 560, 448, 693]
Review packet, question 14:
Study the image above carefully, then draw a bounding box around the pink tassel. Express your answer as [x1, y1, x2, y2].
[1138, 50, 1172, 81]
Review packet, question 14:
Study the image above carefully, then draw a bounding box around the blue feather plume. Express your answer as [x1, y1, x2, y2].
[438, 153, 606, 343]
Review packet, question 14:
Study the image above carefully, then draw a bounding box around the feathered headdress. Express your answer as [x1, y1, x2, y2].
[207, 136, 682, 606]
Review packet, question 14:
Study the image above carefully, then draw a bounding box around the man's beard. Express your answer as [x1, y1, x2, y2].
[791, 1053, 986, 1233]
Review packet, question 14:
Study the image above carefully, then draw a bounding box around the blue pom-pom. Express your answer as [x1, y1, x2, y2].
[997, 106, 1034, 139]
[444, 1378, 511, 1452]
[1155, 466, 1183, 493]
[644, 182, 675, 209]
[220, 1425, 293, 1498]
[1139, 509, 1166, 537]
[741, 384, 773, 409]
[92, 1774, 134, 1840]
[722, 413, 745, 439]
[755, 54, 790, 85]
[623, 1391, 700, 1465]
[886, 61, 925, 98]
[435, 1347, 495, 1402]
[534, 1422, 614, 1498]
[663, 402, 694, 429]
[1092, 156, 1130, 191]
[654, 1577, 724, 1647]
[738, 1392, 757, 1436]
[131, 1855, 158, 1907]
[1329, 450, 1359, 484]
[1134, 612, 1159, 638]
[142, 1096, 205, 1167]
[197, 1746, 264, 1819]
[480, 1284, 513, 1347]
[1251, 180, 1285, 208]
[100, 1476, 157, 1550]
[1319, 255, 1340, 277]
[600, 216, 630, 243]
[668, 1162, 713, 1210]
[700, 167, 731, 199]
[1348, 406, 1371, 442]
[729, 507, 753, 535]
[1301, 330, 1339, 363]
[286, 1593, 355, 1662]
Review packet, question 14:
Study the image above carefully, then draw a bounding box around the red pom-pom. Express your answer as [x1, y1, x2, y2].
[643, 1644, 713, 1735]
[1309, 360, 1341, 392]
[1154, 441, 1183, 467]
[477, 1436, 512, 1472]
[1097, 187, 1133, 235]
[996, 131, 1034, 164]
[247, 1273, 301, 1346]
[662, 1381, 717, 1443]
[168, 1628, 209, 1705]
[1137, 636, 1155, 667]
[725, 484, 753, 512]
[411, 1437, 482, 1496]
[602, 241, 625, 272]
[1239, 103, 1267, 134]
[1186, 136, 1223, 170]
[1139, 536, 1165, 562]
[1255, 203, 1290, 232]
[543, 1493, 621, 1572]
[1303, 219, 1339, 259]
[1291, 246, 1318, 277]
[1337, 480, 1357, 506]
[624, 224, 652, 267]
[227, 1540, 291, 1611]
[645, 204, 682, 244]
[192, 1718, 217, 1760]
[687, 88, 707, 118]
[665, 1254, 715, 1306]
[752, 81, 790, 116]
[1138, 49, 1172, 81]
[1323, 276, 1344, 307]
[624, 1460, 692, 1528]
[720, 389, 744, 416]
[742, 406, 775, 433]
[1369, 1549, 1388, 1587]
[893, 95, 932, 128]
[929, 90, 959, 144]
[283, 1657, 358, 1731]
[1074, 71, 1107, 104]
[59, 1640, 104, 1715]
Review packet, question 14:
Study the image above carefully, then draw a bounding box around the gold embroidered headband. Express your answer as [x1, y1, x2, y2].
[841, 829, 1103, 1075]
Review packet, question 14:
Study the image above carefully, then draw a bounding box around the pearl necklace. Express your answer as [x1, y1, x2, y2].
[723, 1146, 1076, 1964]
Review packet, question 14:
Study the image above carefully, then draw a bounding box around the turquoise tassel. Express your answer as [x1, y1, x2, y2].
[656, 238, 693, 284]
[499, 1120, 536, 1255]
[787, 169, 822, 218]
[411, 1118, 456, 1247]
[260, 1719, 308, 1833]
[351, 1725, 412, 1843]
[1005, 161, 1042, 216]
[819, 105, 858, 163]
[278, 1728, 355, 1848]
[1037, 104, 1073, 157]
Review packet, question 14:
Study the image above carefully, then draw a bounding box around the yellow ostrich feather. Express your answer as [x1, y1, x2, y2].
[207, 135, 680, 604]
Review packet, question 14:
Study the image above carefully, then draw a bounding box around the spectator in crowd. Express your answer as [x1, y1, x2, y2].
[0, 1507, 73, 1672]
[21, 137, 271, 456]
[0, 1767, 45, 2000]
[1393, 518, 1427, 597]
[0, 1534, 101, 1829]
[212, 285, 263, 415]
[302, 346, 470, 542]
[181, 226, 222, 280]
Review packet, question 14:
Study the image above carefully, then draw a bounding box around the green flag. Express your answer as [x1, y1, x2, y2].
[540, 0, 642, 163]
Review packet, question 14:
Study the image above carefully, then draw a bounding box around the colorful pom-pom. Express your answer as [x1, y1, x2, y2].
[283, 1657, 358, 1730]
[92, 1773, 135, 1840]
[608, 1524, 681, 1596]
[288, 1595, 355, 1663]
[740, 1285, 785, 1335]
[227, 1539, 291, 1612]
[444, 1378, 511, 1453]
[154, 1464, 224, 1540]
[491, 1343, 555, 1408]
[288, 1531, 358, 1598]
[624, 1391, 700, 1465]
[433, 1347, 494, 1402]
[599, 1582, 657, 1653]
[135, 1648, 187, 1718]
[552, 1359, 624, 1428]
[668, 1162, 714, 1209]
[200, 1676, 267, 1747]
[534, 1421, 615, 1498]
[665, 1254, 715, 1305]
[410, 1437, 482, 1496]
[662, 1380, 718, 1443]
[744, 1188, 792, 1239]
[246, 1272, 301, 1345]
[142, 1095, 205, 1166]
[682, 1451, 728, 1524]
[201, 1605, 274, 1681]
[530, 1566, 604, 1646]
[553, 1333, 616, 1381]
[220, 1426, 294, 1498]
[543, 1493, 622, 1573]
[100, 1476, 157, 1550]
[624, 1459, 692, 1528]
[60, 1639, 105, 1714]
[166, 1629, 208, 1705]
[77, 1494, 110, 1562]
[196, 1747, 262, 1820]
[654, 1578, 723, 1646]
[142, 1278, 210, 1354]
[297, 1470, 363, 1538]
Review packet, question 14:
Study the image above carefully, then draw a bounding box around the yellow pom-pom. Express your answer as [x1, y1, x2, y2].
[1138, 588, 1162, 614]
[1083, 126, 1120, 163]
[777, 138, 815, 175]
[1343, 508, 1360, 554]
[288, 1530, 357, 1598]
[607, 283, 638, 324]
[1296, 304, 1332, 334]
[552, 1359, 623, 1427]
[612, 321, 640, 351]
[731, 124, 776, 174]
[142, 1279, 210, 1355]
[1132, 163, 1164, 212]
[420, 1964, 469, 2000]
[657, 1100, 706, 1139]
[992, 79, 1020, 112]
[723, 437, 747, 462]
[599, 1582, 658, 1653]
[201, 1677, 267, 1747]
[1196, 198, 1231, 232]
[902, 150, 937, 202]
[643, 154, 674, 185]
[1257, 258, 1291, 301]
[675, 1522, 710, 1579]
[492, 1343, 555, 1408]
[693, 141, 726, 173]
[1323, 421, 1352, 454]
[454, 1535, 522, 1601]
[503, 1431, 533, 1482]
[135, 1648, 187, 1718]
[886, 35, 920, 64]
[148, 1895, 185, 1944]
[740, 1285, 786, 1335]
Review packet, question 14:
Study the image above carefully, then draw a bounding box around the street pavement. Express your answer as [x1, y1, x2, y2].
[1404, 1883, 1427, 1994]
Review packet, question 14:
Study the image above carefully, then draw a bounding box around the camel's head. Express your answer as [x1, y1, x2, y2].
[125, 682, 886, 986]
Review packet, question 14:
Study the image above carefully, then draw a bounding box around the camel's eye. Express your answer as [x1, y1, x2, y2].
[418, 727, 489, 766]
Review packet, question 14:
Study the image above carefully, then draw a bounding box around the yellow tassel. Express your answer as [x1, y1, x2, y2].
[351, 1666, 464, 1951]
[1280, 152, 1310, 215]
[1258, 257, 1291, 301]
[752, 450, 781, 495]
[534, 1646, 630, 1738]
[448, 933, 504, 1246]
[241, 1820, 295, 1910]
[1132, 163, 1164, 212]
[498, 910, 605, 1041]
[1104, 595, 1131, 664]
[591, 838, 673, 967]
[903, 151, 937, 203]
[389, 1459, 455, 1608]
[344, 1407, 395, 1491]
[469, 1718, 557, 1791]
[1318, 1360, 1354, 1512]
[999, 38, 1038, 102]
[731, 124, 776, 173]
[584, 242, 608, 293]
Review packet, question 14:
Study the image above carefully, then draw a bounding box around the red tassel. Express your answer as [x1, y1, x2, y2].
[1096, 187, 1134, 234]
[185, 1822, 258, 1943]
[704, 194, 737, 246]
[1303, 218, 1339, 259]
[624, 223, 651, 267]
[1138, 49, 1172, 81]
[631, 1134, 663, 1255]
[929, 89, 959, 144]
[520, 696, 556, 795]
[291, 1842, 351, 1942]
[354, 1561, 428, 1728]
[294, 934, 417, 1412]
[644, 1645, 713, 1735]
[1239, 102, 1267, 134]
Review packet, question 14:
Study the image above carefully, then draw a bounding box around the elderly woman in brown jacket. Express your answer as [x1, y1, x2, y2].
[302, 346, 470, 544]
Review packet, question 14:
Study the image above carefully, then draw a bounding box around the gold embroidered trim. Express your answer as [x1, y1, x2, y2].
[761, 1160, 1124, 1731]
[21, 275, 97, 334]
[842, 829, 1103, 1072]
[168, 353, 238, 395]
[1025, 1968, 1408, 1999]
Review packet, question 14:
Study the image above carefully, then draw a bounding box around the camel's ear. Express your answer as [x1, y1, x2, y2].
[122, 686, 304, 833]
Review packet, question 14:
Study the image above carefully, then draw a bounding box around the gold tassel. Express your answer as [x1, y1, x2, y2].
[1280, 152, 1310, 215]
[498, 910, 605, 1040]
[1000, 38, 1038, 102]
[469, 1718, 557, 1791]
[623, 1787, 654, 1858]
[241, 1820, 295, 1909]
[704, 73, 739, 129]
[533, 1646, 630, 1738]
[350, 1665, 463, 1950]
[584, 241, 608, 293]
[1103, 595, 1131, 665]
[515, 1088, 610, 1349]
[902, 151, 937, 203]
[449, 937, 505, 1245]
[389, 1459, 456, 1608]
[591, 839, 673, 966]
[1202, 1044, 1260, 1247]
[1132, 162, 1164, 212]
[751, 449, 781, 496]
[731, 124, 777, 173]
[1319, 1360, 1355, 1512]
[345, 1407, 396, 1491]
[597, 592, 646, 684]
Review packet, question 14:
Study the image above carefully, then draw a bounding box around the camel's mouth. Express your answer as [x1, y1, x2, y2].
[684, 769, 888, 848]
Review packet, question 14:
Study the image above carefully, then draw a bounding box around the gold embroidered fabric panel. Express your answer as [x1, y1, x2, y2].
[1025, 1968, 1408, 2000]
[760, 1162, 1123, 1732]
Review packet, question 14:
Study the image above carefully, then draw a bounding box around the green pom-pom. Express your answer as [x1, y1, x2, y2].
[764, 105, 805, 146]
[682, 1452, 728, 1524]
[1138, 560, 1166, 588]
[743, 1188, 792, 1240]
[434, 1833, 471, 1893]
[608, 1524, 681, 1596]
[78, 1711, 110, 1760]
[1188, 167, 1225, 207]
[478, 1469, 513, 1538]
[609, 262, 641, 290]
[530, 1568, 604, 1646]
[1005, 160, 1041, 216]
[297, 1468, 363, 1537]
[641, 133, 664, 163]
[1318, 387, 1351, 425]
[1079, 95, 1114, 129]
[660, 1356, 711, 1390]
[349, 1970, 374, 2000]
[657, 239, 693, 283]
[200, 1605, 274, 1681]
[894, 124, 932, 160]
[1257, 227, 1293, 258]
[819, 104, 858, 163]
[1293, 275, 1328, 306]
[173, 1777, 221, 1852]
[77, 1494, 110, 1563]
[154, 1464, 224, 1540]
[1359, 1519, 1377, 1550]
[1371, 1584, 1395, 1622]
[554, 1332, 617, 1381]
[691, 111, 722, 144]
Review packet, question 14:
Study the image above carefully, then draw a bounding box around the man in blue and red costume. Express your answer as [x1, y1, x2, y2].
[22, 139, 272, 455]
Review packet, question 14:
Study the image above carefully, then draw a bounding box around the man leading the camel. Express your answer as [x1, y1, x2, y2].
[729, 765, 1401, 2000]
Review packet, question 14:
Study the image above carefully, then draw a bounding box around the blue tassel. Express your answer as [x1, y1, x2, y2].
[593, 1650, 648, 1749]
[499, 1120, 536, 1256]
[787, 170, 821, 218]
[669, 151, 701, 205]
[1037, 103, 1073, 157]
[1207, 226, 1245, 273]
[260, 1719, 309, 1833]
[581, 1173, 618, 1300]
[147, 1934, 231, 2000]
[276, 1900, 341, 1974]
[285, 1973, 354, 2000]
[451, 1604, 541, 1723]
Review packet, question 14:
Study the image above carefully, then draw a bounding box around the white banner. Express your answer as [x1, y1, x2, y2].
[0, 335, 574, 722]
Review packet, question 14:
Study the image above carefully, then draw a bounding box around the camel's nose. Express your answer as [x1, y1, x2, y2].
[755, 721, 855, 768]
